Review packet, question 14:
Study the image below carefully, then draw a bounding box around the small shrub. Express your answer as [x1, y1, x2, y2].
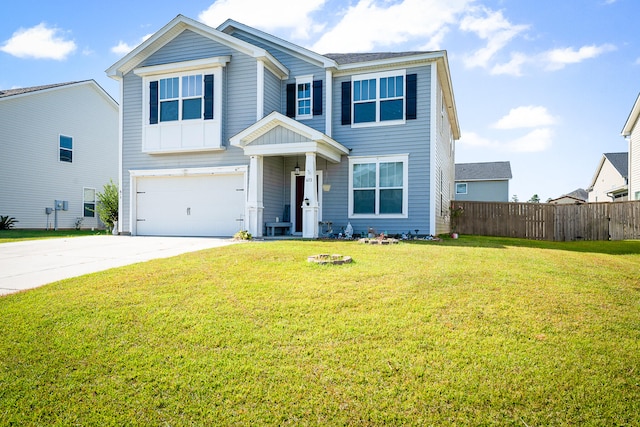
[0, 215, 18, 230]
[233, 230, 252, 240]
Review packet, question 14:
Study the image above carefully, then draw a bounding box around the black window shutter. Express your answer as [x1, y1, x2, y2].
[341, 81, 351, 125]
[406, 74, 417, 120]
[312, 80, 322, 116]
[149, 81, 158, 124]
[204, 74, 214, 120]
[286, 83, 295, 118]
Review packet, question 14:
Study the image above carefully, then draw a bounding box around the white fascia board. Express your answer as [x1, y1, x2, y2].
[588, 155, 608, 189]
[241, 142, 344, 163]
[133, 56, 231, 77]
[622, 93, 640, 136]
[0, 80, 118, 110]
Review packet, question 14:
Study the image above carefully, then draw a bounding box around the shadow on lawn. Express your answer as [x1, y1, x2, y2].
[406, 235, 640, 256]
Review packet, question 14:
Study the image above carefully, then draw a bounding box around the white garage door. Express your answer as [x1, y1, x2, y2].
[136, 173, 245, 237]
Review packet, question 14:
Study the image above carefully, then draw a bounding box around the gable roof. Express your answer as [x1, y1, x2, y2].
[455, 161, 512, 181]
[564, 188, 588, 201]
[622, 92, 640, 136]
[105, 14, 288, 80]
[604, 152, 628, 177]
[0, 80, 117, 108]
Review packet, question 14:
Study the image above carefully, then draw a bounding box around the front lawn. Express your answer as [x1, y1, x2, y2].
[0, 229, 103, 243]
[1, 237, 639, 425]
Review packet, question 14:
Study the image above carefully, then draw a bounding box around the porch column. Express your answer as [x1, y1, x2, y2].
[302, 152, 319, 238]
[246, 155, 264, 237]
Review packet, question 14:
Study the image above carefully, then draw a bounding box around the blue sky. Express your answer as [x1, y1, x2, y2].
[2, 0, 638, 201]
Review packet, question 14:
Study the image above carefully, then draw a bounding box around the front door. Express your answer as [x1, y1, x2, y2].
[295, 175, 305, 233]
[291, 172, 323, 234]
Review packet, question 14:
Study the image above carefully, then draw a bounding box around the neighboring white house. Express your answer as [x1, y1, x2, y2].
[587, 152, 628, 202]
[0, 80, 118, 229]
[622, 93, 640, 201]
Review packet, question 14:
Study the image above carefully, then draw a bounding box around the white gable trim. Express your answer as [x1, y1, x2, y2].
[622, 93, 640, 136]
[230, 111, 349, 162]
[106, 15, 288, 80]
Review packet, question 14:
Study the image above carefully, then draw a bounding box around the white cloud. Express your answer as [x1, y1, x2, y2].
[310, 0, 472, 53]
[492, 106, 556, 129]
[458, 129, 553, 153]
[0, 23, 76, 60]
[111, 34, 153, 55]
[459, 7, 529, 69]
[542, 44, 616, 70]
[199, 0, 327, 40]
[490, 52, 528, 76]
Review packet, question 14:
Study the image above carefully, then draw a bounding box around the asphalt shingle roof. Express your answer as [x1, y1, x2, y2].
[603, 152, 628, 178]
[455, 161, 512, 181]
[324, 52, 434, 65]
[0, 81, 87, 99]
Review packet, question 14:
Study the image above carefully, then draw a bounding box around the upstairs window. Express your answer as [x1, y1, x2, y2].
[59, 135, 73, 163]
[353, 71, 405, 126]
[150, 73, 214, 124]
[296, 76, 312, 119]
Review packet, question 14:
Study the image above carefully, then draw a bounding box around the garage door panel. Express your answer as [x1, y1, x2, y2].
[136, 174, 245, 237]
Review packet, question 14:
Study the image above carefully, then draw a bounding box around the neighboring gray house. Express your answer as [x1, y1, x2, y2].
[106, 15, 460, 238]
[622, 94, 640, 200]
[454, 161, 512, 202]
[0, 80, 118, 229]
[587, 152, 628, 202]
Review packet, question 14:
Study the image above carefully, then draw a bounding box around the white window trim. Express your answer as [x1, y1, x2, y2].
[348, 154, 409, 219]
[456, 182, 468, 194]
[351, 69, 406, 129]
[59, 134, 73, 163]
[295, 75, 313, 120]
[83, 187, 96, 218]
[136, 59, 227, 154]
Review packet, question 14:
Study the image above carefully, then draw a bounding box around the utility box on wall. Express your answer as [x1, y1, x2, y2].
[55, 200, 69, 211]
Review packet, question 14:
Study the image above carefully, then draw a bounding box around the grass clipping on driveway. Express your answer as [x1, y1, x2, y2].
[1, 237, 639, 425]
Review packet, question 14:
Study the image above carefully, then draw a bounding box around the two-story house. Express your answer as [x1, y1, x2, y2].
[587, 152, 628, 202]
[106, 15, 460, 238]
[0, 80, 118, 230]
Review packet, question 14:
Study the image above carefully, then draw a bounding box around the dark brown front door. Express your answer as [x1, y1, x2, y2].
[295, 175, 305, 233]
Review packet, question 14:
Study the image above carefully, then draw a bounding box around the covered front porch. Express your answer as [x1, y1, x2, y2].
[230, 112, 350, 238]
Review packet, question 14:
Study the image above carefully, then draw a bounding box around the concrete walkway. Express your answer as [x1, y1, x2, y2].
[0, 235, 238, 296]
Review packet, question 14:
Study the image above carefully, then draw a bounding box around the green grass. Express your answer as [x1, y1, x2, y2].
[1, 236, 639, 425]
[0, 229, 104, 243]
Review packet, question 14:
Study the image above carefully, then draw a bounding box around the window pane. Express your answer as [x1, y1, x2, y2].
[297, 82, 310, 98]
[354, 80, 361, 102]
[182, 98, 202, 120]
[353, 163, 376, 188]
[380, 99, 403, 121]
[380, 162, 403, 187]
[354, 102, 376, 123]
[395, 76, 404, 97]
[354, 190, 375, 214]
[84, 203, 95, 217]
[84, 188, 95, 202]
[182, 75, 202, 97]
[368, 79, 376, 100]
[380, 77, 388, 98]
[160, 100, 179, 122]
[160, 77, 179, 100]
[60, 135, 72, 150]
[380, 189, 403, 214]
[59, 149, 72, 163]
[298, 99, 310, 116]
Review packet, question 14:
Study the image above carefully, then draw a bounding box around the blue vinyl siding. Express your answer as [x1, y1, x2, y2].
[326, 64, 433, 235]
[263, 69, 281, 117]
[455, 180, 510, 202]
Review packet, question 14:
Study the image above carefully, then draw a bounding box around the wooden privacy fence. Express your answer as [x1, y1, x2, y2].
[452, 201, 640, 241]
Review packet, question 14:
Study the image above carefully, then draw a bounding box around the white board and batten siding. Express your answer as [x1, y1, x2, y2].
[0, 82, 118, 229]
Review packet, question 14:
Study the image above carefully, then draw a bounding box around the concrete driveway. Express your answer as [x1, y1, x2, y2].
[0, 235, 239, 296]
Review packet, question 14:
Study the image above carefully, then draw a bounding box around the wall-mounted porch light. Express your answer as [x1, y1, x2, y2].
[304, 197, 310, 206]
